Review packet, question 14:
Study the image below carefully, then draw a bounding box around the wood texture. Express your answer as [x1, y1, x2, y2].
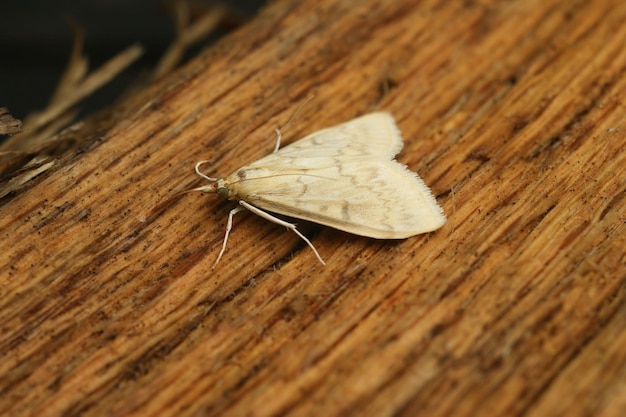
[1, 0, 625, 416]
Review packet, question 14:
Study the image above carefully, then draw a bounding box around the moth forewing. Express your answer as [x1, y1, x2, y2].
[231, 158, 445, 239]
[195, 111, 446, 265]
[262, 112, 404, 161]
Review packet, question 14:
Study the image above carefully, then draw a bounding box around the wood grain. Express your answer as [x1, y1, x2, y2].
[1, 0, 625, 416]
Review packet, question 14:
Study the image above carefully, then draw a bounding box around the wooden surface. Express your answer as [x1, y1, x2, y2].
[1, 0, 625, 416]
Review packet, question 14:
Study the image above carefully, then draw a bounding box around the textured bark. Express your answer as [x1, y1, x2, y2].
[1, 0, 625, 416]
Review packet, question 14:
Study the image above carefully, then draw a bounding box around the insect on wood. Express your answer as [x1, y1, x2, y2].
[192, 112, 446, 266]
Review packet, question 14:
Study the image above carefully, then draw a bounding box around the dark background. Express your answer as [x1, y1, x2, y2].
[0, 1, 266, 121]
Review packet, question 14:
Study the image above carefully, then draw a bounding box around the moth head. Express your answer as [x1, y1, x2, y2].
[215, 178, 230, 197]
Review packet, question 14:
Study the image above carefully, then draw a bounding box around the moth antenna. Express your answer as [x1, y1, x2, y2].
[281, 95, 314, 135]
[268, 95, 315, 149]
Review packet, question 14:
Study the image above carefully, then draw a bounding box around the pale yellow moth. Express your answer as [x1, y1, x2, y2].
[193, 112, 446, 265]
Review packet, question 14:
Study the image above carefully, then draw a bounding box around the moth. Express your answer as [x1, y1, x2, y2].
[192, 112, 446, 265]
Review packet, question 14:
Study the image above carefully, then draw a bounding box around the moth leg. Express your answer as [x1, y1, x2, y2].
[214, 206, 246, 267]
[272, 128, 282, 153]
[195, 160, 218, 181]
[239, 200, 326, 265]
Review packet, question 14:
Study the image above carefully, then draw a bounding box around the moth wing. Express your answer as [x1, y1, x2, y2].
[246, 112, 403, 167]
[227, 111, 445, 238]
[231, 158, 446, 239]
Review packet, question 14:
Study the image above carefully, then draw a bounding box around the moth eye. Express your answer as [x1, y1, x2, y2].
[217, 187, 229, 197]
